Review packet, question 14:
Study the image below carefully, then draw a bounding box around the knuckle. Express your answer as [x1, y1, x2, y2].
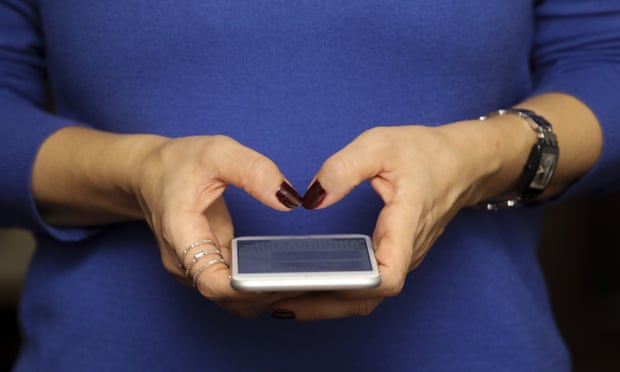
[356, 300, 380, 317]
[194, 265, 235, 298]
[245, 153, 276, 179]
[161, 254, 181, 274]
[323, 153, 355, 180]
[363, 125, 391, 139]
[209, 134, 237, 147]
[383, 285, 403, 298]
[204, 135, 239, 160]
[381, 277, 405, 298]
[324, 156, 351, 174]
[320, 126, 398, 183]
[195, 280, 219, 301]
[361, 126, 392, 146]
[361, 126, 400, 156]
[237, 154, 277, 193]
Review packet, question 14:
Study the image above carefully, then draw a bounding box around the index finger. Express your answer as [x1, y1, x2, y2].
[302, 127, 392, 210]
[206, 136, 303, 211]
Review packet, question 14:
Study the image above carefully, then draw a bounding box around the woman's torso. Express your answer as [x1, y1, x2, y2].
[16, 1, 569, 371]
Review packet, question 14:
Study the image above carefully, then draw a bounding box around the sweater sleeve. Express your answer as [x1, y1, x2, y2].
[531, 0, 620, 196]
[0, 0, 96, 241]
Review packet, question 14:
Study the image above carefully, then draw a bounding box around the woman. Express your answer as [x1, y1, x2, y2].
[1, 1, 619, 370]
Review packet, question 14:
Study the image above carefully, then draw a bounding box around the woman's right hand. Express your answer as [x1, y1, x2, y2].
[33, 128, 303, 317]
[133, 134, 305, 317]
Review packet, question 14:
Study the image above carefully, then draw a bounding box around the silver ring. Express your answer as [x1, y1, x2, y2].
[179, 239, 218, 266]
[184, 249, 223, 276]
[192, 258, 228, 288]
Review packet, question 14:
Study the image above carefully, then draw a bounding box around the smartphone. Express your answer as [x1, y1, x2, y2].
[230, 234, 381, 291]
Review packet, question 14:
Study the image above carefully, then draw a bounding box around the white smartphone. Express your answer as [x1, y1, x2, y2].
[230, 234, 381, 291]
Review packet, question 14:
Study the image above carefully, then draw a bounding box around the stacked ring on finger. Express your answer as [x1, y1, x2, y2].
[179, 239, 218, 266]
[179, 239, 229, 287]
[192, 257, 227, 288]
[184, 248, 223, 277]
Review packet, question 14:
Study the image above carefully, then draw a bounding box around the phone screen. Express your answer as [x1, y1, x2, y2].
[236, 236, 373, 274]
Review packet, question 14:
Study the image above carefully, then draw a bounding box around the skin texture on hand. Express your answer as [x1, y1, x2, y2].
[275, 122, 503, 320]
[130, 135, 306, 316]
[30, 93, 601, 321]
[272, 92, 602, 321]
[32, 129, 304, 317]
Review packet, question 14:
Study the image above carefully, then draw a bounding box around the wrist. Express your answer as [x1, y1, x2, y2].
[475, 109, 559, 209]
[32, 126, 169, 225]
[440, 115, 536, 209]
[116, 133, 170, 209]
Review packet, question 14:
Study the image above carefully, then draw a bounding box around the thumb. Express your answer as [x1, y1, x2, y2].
[211, 138, 303, 211]
[302, 131, 385, 210]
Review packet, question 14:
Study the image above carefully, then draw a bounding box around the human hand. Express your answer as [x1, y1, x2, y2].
[131, 135, 304, 317]
[271, 122, 508, 320]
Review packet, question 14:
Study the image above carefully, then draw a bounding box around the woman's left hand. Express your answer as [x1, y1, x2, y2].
[271, 120, 525, 320]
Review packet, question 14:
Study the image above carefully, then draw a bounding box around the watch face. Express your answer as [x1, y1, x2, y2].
[530, 150, 558, 190]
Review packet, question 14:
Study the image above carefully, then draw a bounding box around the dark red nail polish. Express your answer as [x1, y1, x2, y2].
[271, 309, 296, 320]
[302, 180, 326, 209]
[276, 181, 302, 209]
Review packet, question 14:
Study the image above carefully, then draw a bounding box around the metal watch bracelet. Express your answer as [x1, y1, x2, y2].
[477, 108, 559, 211]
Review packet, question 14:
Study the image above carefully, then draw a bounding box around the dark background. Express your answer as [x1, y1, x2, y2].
[539, 192, 620, 371]
[1, 192, 619, 371]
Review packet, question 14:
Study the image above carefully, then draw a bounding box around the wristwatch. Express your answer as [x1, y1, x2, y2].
[478, 108, 559, 210]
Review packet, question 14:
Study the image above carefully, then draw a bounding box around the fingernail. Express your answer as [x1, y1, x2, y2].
[271, 308, 296, 320]
[276, 181, 302, 209]
[302, 180, 326, 209]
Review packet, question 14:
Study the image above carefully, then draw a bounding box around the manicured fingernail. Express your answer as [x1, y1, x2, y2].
[271, 309, 296, 320]
[302, 180, 326, 209]
[276, 181, 302, 209]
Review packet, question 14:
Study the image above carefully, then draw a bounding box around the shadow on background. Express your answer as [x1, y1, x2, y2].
[1, 192, 619, 371]
[0, 229, 33, 372]
[539, 191, 620, 371]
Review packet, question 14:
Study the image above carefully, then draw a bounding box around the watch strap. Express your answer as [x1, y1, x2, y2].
[477, 108, 559, 210]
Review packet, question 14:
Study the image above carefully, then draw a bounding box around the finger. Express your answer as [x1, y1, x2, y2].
[164, 197, 233, 286]
[167, 200, 303, 309]
[269, 203, 417, 321]
[208, 136, 302, 211]
[301, 127, 390, 210]
[372, 200, 418, 286]
[204, 198, 234, 262]
[217, 291, 307, 319]
[152, 181, 231, 286]
[271, 292, 384, 321]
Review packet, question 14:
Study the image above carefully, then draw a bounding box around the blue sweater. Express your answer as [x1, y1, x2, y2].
[2, 1, 620, 371]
